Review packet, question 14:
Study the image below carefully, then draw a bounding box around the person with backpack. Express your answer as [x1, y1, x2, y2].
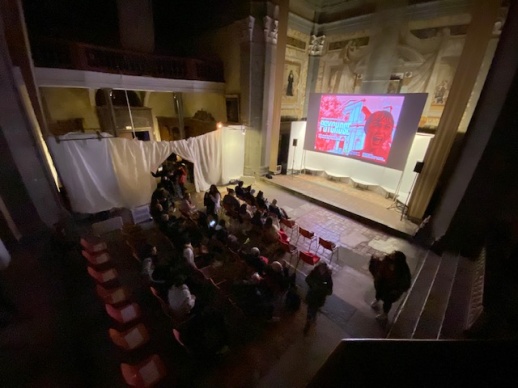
[369, 250, 411, 322]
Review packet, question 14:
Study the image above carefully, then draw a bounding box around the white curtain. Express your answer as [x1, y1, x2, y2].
[48, 129, 226, 214]
[47, 133, 121, 213]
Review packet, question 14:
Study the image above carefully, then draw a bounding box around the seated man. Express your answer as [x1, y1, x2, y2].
[222, 188, 241, 214]
[268, 199, 290, 220]
[235, 180, 255, 200]
[243, 247, 269, 275]
[168, 275, 196, 317]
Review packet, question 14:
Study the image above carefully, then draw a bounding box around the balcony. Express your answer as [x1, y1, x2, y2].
[30, 38, 224, 83]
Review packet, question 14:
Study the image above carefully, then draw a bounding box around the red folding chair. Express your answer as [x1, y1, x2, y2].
[109, 323, 150, 351]
[295, 227, 317, 251]
[316, 237, 339, 264]
[280, 218, 297, 239]
[279, 240, 298, 264]
[295, 250, 320, 270]
[120, 354, 167, 387]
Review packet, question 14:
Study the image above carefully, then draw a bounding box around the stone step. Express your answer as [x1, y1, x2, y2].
[387, 251, 442, 339]
[413, 251, 459, 339]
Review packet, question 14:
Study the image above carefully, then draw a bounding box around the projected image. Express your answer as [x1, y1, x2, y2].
[314, 95, 405, 165]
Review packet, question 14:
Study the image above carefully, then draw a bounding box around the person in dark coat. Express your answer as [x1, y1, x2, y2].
[304, 262, 333, 335]
[369, 250, 411, 322]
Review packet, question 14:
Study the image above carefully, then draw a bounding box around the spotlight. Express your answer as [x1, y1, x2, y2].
[217, 122, 223, 129]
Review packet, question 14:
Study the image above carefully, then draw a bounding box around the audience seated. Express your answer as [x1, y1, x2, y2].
[222, 189, 240, 215]
[179, 192, 198, 219]
[268, 199, 290, 220]
[243, 247, 269, 275]
[168, 274, 196, 318]
[206, 185, 221, 216]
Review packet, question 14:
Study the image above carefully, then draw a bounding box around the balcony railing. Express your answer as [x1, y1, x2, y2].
[30, 39, 224, 82]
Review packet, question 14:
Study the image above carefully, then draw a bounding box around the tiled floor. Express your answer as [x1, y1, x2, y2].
[1, 175, 428, 387]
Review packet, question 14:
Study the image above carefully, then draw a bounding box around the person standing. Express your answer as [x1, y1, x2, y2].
[304, 262, 333, 335]
[369, 250, 411, 322]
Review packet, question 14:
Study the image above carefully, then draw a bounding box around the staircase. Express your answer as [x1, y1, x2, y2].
[387, 248, 486, 339]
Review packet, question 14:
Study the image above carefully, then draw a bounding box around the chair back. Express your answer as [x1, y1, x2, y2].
[318, 237, 336, 250]
[109, 323, 149, 350]
[172, 328, 188, 350]
[299, 227, 314, 239]
[299, 251, 320, 266]
[280, 218, 295, 228]
[106, 303, 141, 324]
[82, 250, 110, 266]
[87, 267, 118, 284]
[96, 285, 130, 305]
[120, 354, 167, 387]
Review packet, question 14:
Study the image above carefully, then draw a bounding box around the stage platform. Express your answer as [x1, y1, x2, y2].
[261, 173, 419, 238]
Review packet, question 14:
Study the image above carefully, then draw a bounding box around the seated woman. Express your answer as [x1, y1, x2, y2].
[179, 192, 198, 219]
[168, 274, 196, 318]
[206, 184, 221, 216]
[255, 191, 269, 211]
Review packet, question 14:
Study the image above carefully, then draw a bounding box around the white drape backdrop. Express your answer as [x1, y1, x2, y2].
[47, 128, 242, 214]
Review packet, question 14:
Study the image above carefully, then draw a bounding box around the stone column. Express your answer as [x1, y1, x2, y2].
[360, 0, 407, 94]
[240, 10, 265, 176]
[268, 0, 289, 172]
[303, 34, 325, 118]
[260, 7, 279, 174]
[116, 0, 154, 53]
[407, 0, 500, 221]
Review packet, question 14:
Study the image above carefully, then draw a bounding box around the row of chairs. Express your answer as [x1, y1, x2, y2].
[81, 234, 168, 387]
[279, 218, 339, 265]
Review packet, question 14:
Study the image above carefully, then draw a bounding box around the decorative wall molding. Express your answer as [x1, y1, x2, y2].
[264, 16, 279, 44]
[308, 35, 326, 56]
[289, 0, 472, 36]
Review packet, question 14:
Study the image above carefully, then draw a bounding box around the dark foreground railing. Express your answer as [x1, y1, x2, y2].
[31, 38, 224, 82]
[309, 338, 518, 387]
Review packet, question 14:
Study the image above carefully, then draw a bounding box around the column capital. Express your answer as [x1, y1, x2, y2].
[309, 34, 326, 56]
[240, 16, 256, 43]
[264, 15, 278, 44]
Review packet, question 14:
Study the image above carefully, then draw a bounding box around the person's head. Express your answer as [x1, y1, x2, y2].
[363, 110, 394, 154]
[158, 188, 169, 202]
[237, 181, 244, 187]
[239, 203, 247, 212]
[316, 262, 331, 276]
[256, 191, 264, 199]
[183, 238, 192, 247]
[271, 199, 278, 206]
[251, 247, 260, 257]
[388, 250, 406, 265]
[160, 213, 169, 222]
[218, 219, 226, 228]
[264, 217, 273, 228]
[228, 188, 236, 196]
[173, 274, 187, 287]
[271, 261, 282, 273]
[184, 192, 191, 201]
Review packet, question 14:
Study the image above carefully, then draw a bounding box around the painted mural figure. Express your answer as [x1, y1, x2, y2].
[286, 70, 294, 96]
